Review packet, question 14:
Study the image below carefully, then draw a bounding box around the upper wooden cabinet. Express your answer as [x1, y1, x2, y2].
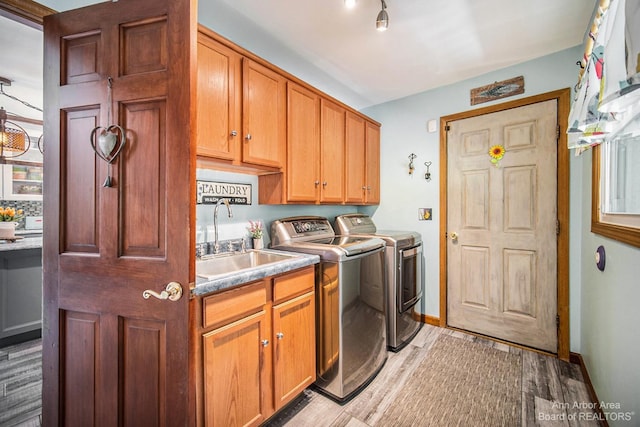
[242, 59, 286, 169]
[319, 99, 346, 203]
[345, 113, 380, 205]
[197, 34, 241, 161]
[345, 112, 367, 204]
[196, 25, 379, 204]
[286, 82, 320, 202]
[197, 29, 285, 170]
[365, 121, 381, 204]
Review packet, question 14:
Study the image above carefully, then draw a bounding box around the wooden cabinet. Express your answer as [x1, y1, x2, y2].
[196, 32, 241, 161]
[196, 25, 379, 204]
[365, 120, 381, 204]
[197, 29, 286, 170]
[345, 112, 366, 204]
[345, 112, 380, 205]
[242, 59, 286, 168]
[200, 266, 316, 426]
[319, 99, 346, 203]
[286, 82, 320, 202]
[272, 268, 316, 409]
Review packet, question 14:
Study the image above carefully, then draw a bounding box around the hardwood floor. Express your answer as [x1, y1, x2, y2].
[0, 339, 42, 427]
[0, 326, 601, 426]
[265, 325, 603, 427]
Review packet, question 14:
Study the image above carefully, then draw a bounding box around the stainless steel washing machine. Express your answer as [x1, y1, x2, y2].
[270, 216, 387, 402]
[335, 213, 423, 351]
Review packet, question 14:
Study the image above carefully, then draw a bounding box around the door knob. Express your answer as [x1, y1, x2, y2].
[450, 232, 458, 242]
[143, 282, 183, 302]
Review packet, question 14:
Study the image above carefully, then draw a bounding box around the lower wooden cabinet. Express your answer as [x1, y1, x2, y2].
[200, 266, 316, 427]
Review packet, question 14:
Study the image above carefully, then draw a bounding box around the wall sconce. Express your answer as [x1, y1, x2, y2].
[424, 161, 432, 181]
[408, 153, 417, 175]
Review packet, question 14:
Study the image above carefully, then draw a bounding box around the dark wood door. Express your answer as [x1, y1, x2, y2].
[42, 0, 195, 425]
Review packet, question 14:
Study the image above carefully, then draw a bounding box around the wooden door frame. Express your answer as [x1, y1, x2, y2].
[439, 89, 571, 361]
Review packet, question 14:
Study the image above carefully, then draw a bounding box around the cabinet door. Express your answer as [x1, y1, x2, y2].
[203, 310, 272, 427]
[320, 99, 345, 204]
[272, 292, 316, 410]
[365, 121, 380, 204]
[344, 112, 366, 204]
[197, 33, 241, 160]
[287, 83, 320, 202]
[242, 59, 286, 168]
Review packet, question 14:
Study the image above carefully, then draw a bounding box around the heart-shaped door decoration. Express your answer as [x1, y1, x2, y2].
[90, 124, 126, 187]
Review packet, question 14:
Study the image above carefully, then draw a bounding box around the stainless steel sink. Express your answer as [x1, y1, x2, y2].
[196, 250, 299, 280]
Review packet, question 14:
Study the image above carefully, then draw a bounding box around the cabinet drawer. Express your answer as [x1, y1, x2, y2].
[203, 280, 267, 329]
[273, 266, 315, 305]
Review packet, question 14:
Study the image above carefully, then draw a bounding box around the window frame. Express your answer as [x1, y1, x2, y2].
[591, 144, 640, 247]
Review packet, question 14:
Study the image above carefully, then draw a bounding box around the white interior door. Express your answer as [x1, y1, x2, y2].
[446, 99, 558, 352]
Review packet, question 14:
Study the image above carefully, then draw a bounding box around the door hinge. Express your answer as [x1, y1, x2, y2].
[445, 125, 451, 132]
[556, 314, 560, 329]
[556, 219, 560, 236]
[556, 125, 561, 141]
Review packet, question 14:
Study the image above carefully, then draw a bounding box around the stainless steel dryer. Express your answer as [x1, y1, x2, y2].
[335, 213, 423, 351]
[270, 216, 387, 402]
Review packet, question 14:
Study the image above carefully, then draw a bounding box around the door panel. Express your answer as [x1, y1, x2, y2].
[447, 100, 558, 352]
[43, 0, 194, 425]
[320, 99, 345, 203]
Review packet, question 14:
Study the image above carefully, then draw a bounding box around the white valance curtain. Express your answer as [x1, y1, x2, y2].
[567, 0, 640, 153]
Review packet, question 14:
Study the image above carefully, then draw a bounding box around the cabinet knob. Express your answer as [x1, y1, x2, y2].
[276, 332, 284, 340]
[230, 130, 238, 137]
[245, 133, 252, 141]
[261, 339, 269, 347]
[314, 180, 320, 187]
[361, 186, 367, 190]
[322, 181, 328, 187]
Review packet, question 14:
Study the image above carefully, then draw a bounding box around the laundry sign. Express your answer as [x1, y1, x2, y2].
[196, 180, 252, 205]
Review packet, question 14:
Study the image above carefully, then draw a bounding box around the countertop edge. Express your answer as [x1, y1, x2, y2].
[191, 251, 320, 297]
[0, 236, 43, 252]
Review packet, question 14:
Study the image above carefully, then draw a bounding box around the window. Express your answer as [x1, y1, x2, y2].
[592, 119, 640, 247]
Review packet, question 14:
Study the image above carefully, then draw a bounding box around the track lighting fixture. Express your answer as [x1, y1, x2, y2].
[376, 0, 389, 31]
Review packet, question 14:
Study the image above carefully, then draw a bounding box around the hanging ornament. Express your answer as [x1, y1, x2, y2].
[90, 77, 126, 187]
[488, 144, 505, 167]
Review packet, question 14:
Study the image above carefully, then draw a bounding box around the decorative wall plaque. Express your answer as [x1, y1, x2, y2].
[470, 76, 525, 105]
[196, 180, 252, 205]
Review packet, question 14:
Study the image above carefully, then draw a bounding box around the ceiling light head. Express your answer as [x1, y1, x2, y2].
[344, 0, 357, 9]
[376, 0, 388, 31]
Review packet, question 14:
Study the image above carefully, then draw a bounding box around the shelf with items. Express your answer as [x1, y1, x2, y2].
[2, 164, 43, 200]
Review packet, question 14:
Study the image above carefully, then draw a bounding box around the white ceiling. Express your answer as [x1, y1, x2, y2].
[1, 0, 595, 123]
[211, 0, 596, 107]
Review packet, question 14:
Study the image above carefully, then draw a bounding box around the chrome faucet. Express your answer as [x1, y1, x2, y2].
[213, 198, 233, 254]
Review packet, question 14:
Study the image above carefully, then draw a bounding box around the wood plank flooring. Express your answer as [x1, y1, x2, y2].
[265, 325, 603, 427]
[0, 326, 601, 426]
[0, 339, 42, 427]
